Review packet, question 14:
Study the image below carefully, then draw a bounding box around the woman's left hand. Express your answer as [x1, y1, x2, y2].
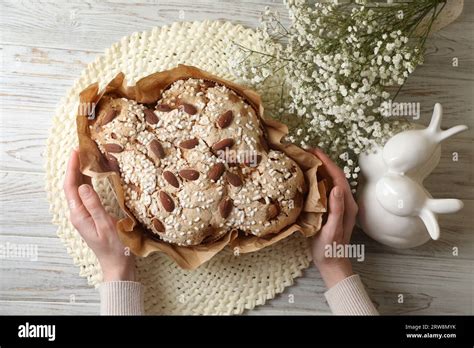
[307, 148, 358, 289]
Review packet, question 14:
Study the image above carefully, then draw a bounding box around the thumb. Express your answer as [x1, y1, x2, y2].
[323, 186, 345, 239]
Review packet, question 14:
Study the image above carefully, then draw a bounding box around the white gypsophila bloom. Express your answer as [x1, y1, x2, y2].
[229, 0, 425, 191]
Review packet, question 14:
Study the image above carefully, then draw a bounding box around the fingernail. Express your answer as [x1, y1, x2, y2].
[333, 186, 343, 198]
[78, 184, 91, 197]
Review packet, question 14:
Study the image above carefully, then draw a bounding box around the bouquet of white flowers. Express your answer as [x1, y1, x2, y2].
[230, 0, 447, 190]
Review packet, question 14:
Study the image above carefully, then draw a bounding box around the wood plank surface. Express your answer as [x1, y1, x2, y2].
[0, 0, 472, 315]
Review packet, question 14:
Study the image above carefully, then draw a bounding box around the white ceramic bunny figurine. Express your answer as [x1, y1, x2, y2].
[356, 103, 468, 248]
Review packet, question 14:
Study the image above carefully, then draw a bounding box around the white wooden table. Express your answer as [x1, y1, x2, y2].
[0, 0, 472, 315]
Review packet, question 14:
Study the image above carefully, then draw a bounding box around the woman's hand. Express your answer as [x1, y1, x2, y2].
[308, 148, 359, 289]
[63, 149, 135, 282]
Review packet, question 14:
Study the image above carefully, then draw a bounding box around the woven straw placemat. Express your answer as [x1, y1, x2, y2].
[45, 20, 312, 315]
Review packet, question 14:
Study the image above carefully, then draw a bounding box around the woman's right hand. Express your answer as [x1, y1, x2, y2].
[63, 149, 136, 282]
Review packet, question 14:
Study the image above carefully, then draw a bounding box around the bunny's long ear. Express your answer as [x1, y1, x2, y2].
[427, 103, 468, 142]
[419, 208, 440, 240]
[427, 103, 443, 133]
[437, 125, 468, 142]
[426, 198, 464, 214]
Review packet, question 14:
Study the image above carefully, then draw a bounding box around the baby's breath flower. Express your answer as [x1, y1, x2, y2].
[229, 0, 442, 190]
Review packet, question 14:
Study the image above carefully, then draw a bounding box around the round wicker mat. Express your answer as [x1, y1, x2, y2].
[45, 20, 312, 315]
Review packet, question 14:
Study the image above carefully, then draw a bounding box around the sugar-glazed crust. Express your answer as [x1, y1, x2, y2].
[91, 79, 304, 246]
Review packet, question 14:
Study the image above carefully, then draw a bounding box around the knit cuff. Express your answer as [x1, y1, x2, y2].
[99, 281, 145, 315]
[324, 274, 379, 315]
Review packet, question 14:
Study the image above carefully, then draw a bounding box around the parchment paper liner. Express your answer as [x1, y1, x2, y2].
[76, 64, 327, 269]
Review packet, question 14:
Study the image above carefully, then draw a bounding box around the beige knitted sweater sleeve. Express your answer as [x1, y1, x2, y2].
[99, 281, 144, 315]
[99, 274, 378, 315]
[324, 274, 378, 315]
